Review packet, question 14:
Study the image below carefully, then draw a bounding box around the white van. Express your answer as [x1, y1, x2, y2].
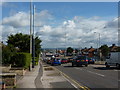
[105, 52, 120, 68]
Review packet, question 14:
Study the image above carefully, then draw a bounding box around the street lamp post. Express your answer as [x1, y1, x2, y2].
[32, 5, 35, 68]
[29, 0, 32, 71]
[94, 32, 101, 61]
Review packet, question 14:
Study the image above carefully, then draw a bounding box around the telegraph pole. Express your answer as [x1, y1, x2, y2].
[32, 5, 35, 68]
[29, 0, 32, 71]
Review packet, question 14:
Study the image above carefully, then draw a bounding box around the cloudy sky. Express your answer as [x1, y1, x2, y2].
[0, 2, 118, 48]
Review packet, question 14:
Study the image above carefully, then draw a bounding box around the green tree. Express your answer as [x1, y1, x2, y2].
[99, 44, 110, 57]
[7, 33, 42, 57]
[67, 47, 74, 54]
[35, 36, 42, 57]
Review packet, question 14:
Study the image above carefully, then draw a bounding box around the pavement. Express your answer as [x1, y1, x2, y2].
[16, 60, 76, 89]
[16, 62, 40, 88]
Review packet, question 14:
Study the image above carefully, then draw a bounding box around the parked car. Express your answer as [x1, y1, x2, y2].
[72, 55, 88, 67]
[54, 54, 59, 57]
[87, 57, 95, 64]
[68, 58, 74, 62]
[46, 59, 51, 64]
[61, 58, 68, 64]
[51, 58, 61, 66]
[45, 54, 53, 64]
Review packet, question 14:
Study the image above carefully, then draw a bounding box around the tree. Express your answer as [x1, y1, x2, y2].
[99, 44, 110, 57]
[75, 49, 78, 53]
[67, 47, 74, 54]
[7, 33, 42, 57]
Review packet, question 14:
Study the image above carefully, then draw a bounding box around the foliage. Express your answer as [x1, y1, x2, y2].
[7, 33, 42, 57]
[2, 44, 17, 64]
[34, 37, 41, 57]
[11, 53, 31, 69]
[99, 44, 110, 57]
[34, 57, 39, 65]
[75, 49, 78, 53]
[67, 47, 74, 54]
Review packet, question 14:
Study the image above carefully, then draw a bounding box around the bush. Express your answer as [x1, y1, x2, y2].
[2, 45, 17, 65]
[12, 53, 32, 69]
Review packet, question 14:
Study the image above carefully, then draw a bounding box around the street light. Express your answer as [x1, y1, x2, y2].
[94, 32, 101, 61]
[29, 0, 33, 71]
[94, 32, 100, 49]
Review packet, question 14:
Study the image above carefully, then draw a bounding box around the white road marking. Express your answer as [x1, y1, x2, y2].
[74, 67, 83, 70]
[114, 70, 119, 72]
[87, 70, 105, 77]
[89, 64, 105, 67]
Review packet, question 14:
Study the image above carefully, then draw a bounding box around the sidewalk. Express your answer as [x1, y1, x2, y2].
[16, 60, 77, 89]
[16, 63, 40, 88]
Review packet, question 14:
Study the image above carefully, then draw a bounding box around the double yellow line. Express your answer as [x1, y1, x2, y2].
[52, 67, 90, 90]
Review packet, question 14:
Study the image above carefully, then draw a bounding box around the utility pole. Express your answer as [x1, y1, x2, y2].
[98, 33, 100, 49]
[32, 5, 35, 68]
[29, 0, 32, 71]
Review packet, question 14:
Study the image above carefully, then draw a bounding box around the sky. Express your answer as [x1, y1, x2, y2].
[0, 2, 119, 48]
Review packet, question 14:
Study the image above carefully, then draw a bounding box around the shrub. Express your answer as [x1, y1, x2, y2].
[12, 53, 32, 69]
[2, 45, 17, 65]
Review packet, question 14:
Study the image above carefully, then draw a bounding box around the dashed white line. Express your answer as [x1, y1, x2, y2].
[87, 70, 105, 77]
[114, 70, 119, 72]
[74, 67, 83, 70]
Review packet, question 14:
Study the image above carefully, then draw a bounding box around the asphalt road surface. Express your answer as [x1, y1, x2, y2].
[54, 63, 119, 89]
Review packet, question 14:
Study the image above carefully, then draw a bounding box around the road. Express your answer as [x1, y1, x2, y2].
[54, 63, 119, 89]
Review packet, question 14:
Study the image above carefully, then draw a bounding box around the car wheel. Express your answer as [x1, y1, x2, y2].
[51, 63, 54, 66]
[116, 64, 120, 69]
[105, 62, 110, 68]
[77, 64, 79, 67]
[72, 62, 74, 67]
[85, 64, 88, 67]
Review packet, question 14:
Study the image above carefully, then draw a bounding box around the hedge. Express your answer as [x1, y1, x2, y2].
[12, 53, 32, 69]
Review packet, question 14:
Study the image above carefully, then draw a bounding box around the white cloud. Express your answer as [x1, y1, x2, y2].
[36, 16, 118, 48]
[2, 12, 30, 28]
[1, 10, 118, 48]
[2, 10, 54, 28]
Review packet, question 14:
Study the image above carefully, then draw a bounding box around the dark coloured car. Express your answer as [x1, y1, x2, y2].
[61, 59, 68, 64]
[45, 55, 53, 64]
[72, 55, 88, 67]
[51, 58, 61, 66]
[68, 58, 74, 62]
[54, 54, 59, 57]
[87, 57, 95, 64]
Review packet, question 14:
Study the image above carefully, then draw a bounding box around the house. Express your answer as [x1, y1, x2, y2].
[81, 47, 97, 57]
[109, 44, 120, 52]
[81, 47, 89, 55]
[88, 48, 97, 57]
